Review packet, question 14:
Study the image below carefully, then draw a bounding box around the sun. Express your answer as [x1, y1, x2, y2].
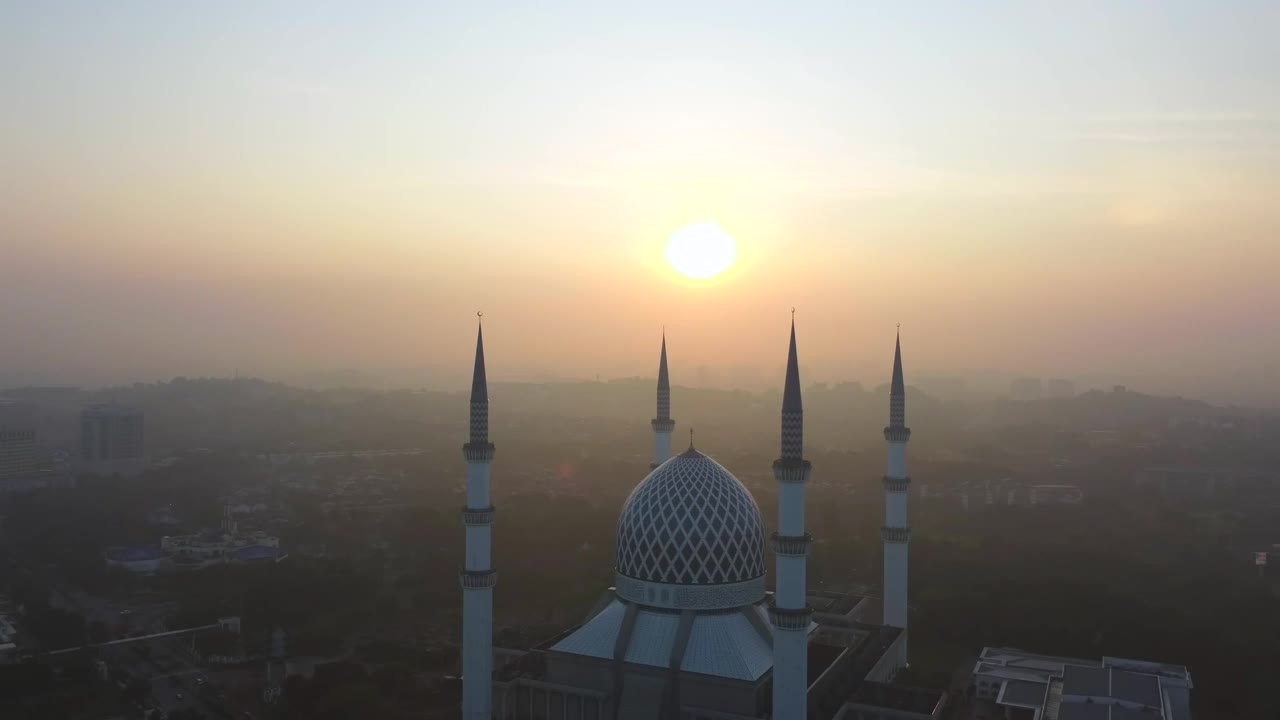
[665, 223, 737, 279]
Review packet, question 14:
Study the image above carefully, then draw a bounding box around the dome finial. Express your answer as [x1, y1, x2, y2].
[689, 427, 694, 450]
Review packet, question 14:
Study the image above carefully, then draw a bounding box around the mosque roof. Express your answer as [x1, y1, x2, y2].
[550, 598, 777, 681]
[615, 448, 766, 609]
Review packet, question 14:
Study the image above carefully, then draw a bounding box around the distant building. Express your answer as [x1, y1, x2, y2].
[103, 545, 168, 574]
[80, 404, 146, 476]
[0, 425, 38, 478]
[1028, 485, 1084, 505]
[1136, 466, 1280, 500]
[0, 424, 74, 494]
[1045, 378, 1075, 399]
[106, 501, 285, 573]
[916, 376, 967, 399]
[1010, 377, 1043, 401]
[968, 647, 1192, 719]
[0, 606, 18, 665]
[162, 501, 284, 569]
[919, 478, 1084, 509]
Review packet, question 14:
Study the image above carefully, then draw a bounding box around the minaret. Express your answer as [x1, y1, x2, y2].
[882, 328, 912, 660]
[263, 625, 287, 704]
[651, 331, 676, 468]
[770, 313, 813, 720]
[461, 316, 497, 720]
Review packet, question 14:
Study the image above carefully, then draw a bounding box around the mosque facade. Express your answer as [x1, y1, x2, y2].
[462, 318, 925, 720]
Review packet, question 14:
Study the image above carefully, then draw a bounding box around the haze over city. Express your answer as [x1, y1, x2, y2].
[3, 2, 1279, 401]
[8, 5, 1280, 720]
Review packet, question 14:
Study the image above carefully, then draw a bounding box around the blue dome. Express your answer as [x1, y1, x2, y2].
[615, 448, 766, 609]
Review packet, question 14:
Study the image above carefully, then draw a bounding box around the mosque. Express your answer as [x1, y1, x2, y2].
[459, 318, 936, 720]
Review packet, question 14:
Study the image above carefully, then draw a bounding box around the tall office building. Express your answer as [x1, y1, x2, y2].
[1010, 377, 1043, 401]
[0, 426, 38, 479]
[80, 404, 146, 477]
[1046, 378, 1076, 398]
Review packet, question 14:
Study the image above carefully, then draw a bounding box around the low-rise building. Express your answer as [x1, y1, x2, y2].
[107, 501, 285, 573]
[1045, 379, 1076, 399]
[835, 682, 946, 720]
[0, 607, 19, 665]
[104, 545, 169, 574]
[968, 647, 1192, 720]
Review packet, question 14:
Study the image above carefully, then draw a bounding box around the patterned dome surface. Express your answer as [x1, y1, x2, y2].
[616, 448, 766, 587]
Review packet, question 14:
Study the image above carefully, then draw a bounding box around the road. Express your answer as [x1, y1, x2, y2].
[48, 583, 250, 717]
[147, 638, 227, 718]
[49, 585, 178, 638]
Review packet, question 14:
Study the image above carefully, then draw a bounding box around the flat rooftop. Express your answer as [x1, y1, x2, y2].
[1062, 665, 1161, 709]
[808, 643, 846, 685]
[808, 590, 867, 617]
[848, 681, 945, 715]
[975, 647, 1187, 720]
[1058, 705, 1160, 720]
[998, 679, 1047, 708]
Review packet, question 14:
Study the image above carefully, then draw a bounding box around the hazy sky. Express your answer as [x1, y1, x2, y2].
[3, 2, 1278, 394]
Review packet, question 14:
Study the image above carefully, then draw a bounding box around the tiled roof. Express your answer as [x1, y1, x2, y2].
[551, 599, 775, 681]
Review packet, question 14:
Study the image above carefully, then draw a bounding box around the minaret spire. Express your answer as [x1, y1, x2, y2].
[781, 314, 803, 453]
[470, 313, 489, 442]
[882, 326, 912, 669]
[771, 310, 813, 720]
[461, 315, 497, 720]
[890, 325, 905, 401]
[651, 330, 676, 468]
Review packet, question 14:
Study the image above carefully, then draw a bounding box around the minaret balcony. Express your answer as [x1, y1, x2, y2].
[768, 604, 814, 631]
[882, 476, 911, 493]
[459, 569, 497, 590]
[462, 442, 496, 463]
[651, 418, 675, 433]
[461, 505, 495, 526]
[771, 532, 813, 556]
[881, 526, 911, 543]
[883, 426, 912, 443]
[772, 458, 812, 484]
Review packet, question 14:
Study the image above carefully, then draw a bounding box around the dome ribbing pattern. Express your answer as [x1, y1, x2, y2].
[615, 448, 766, 588]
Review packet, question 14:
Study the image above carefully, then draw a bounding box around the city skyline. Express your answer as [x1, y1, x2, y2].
[3, 2, 1279, 399]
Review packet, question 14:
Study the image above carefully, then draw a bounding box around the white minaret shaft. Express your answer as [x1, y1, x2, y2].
[771, 317, 812, 720]
[462, 319, 496, 720]
[651, 331, 675, 468]
[882, 330, 912, 656]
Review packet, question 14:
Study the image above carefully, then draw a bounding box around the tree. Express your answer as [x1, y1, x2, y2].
[121, 677, 150, 704]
